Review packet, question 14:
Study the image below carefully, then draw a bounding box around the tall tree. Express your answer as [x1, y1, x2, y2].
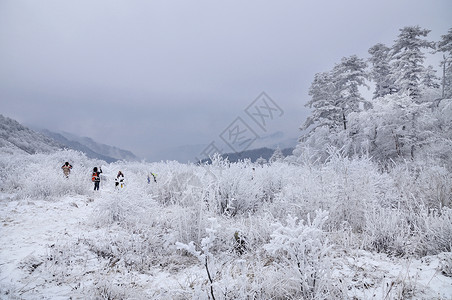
[331, 55, 369, 130]
[269, 146, 284, 163]
[390, 26, 435, 99]
[436, 28, 452, 98]
[302, 71, 341, 132]
[421, 65, 441, 90]
[368, 43, 394, 99]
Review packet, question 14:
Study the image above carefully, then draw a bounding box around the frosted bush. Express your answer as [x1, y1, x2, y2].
[416, 207, 452, 256]
[0, 149, 96, 199]
[264, 210, 342, 299]
[363, 207, 412, 256]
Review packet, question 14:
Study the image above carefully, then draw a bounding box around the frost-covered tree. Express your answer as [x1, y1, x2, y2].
[269, 146, 284, 163]
[255, 156, 267, 166]
[302, 71, 340, 131]
[368, 43, 394, 98]
[303, 56, 368, 134]
[390, 26, 435, 99]
[421, 65, 441, 90]
[436, 28, 452, 98]
[331, 55, 370, 129]
[347, 94, 427, 160]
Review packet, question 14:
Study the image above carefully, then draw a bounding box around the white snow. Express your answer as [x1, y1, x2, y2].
[1, 151, 452, 299]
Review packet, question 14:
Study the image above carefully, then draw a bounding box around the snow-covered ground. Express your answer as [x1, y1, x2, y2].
[1, 150, 452, 299]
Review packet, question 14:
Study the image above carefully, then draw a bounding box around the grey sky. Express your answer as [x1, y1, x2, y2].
[1, 0, 451, 161]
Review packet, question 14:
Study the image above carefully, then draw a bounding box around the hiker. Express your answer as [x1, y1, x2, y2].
[92, 167, 102, 191]
[115, 171, 125, 188]
[147, 172, 157, 184]
[61, 162, 72, 178]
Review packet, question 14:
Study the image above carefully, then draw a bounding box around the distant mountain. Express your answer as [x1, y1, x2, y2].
[0, 114, 138, 162]
[154, 131, 298, 162]
[39, 129, 119, 163]
[248, 131, 298, 150]
[37, 130, 139, 162]
[59, 132, 138, 161]
[200, 146, 294, 164]
[0, 114, 62, 155]
[152, 144, 207, 163]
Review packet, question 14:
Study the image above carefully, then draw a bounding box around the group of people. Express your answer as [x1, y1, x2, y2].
[61, 162, 156, 191]
[91, 167, 125, 191]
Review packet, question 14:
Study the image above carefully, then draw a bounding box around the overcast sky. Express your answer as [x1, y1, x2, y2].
[1, 0, 451, 161]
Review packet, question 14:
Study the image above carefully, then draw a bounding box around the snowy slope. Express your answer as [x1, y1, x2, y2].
[0, 150, 451, 299]
[60, 131, 138, 161]
[0, 114, 61, 154]
[39, 129, 119, 163]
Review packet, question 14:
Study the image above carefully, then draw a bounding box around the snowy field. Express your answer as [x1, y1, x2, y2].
[1, 150, 452, 299]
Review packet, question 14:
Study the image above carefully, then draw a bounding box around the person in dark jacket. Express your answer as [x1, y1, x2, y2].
[115, 171, 124, 188]
[61, 162, 72, 178]
[92, 167, 103, 191]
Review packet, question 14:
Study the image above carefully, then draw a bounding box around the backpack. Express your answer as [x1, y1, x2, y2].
[92, 172, 97, 182]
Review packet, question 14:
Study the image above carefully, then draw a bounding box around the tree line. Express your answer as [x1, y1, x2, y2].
[297, 26, 452, 166]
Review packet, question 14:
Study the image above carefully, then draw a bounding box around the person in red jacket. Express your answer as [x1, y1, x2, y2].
[92, 167, 102, 191]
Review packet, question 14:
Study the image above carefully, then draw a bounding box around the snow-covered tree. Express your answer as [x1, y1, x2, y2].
[368, 43, 394, 98]
[269, 146, 284, 163]
[347, 93, 427, 160]
[303, 55, 368, 134]
[421, 65, 441, 90]
[436, 28, 452, 98]
[331, 55, 370, 129]
[302, 71, 340, 131]
[390, 26, 435, 99]
[255, 156, 267, 166]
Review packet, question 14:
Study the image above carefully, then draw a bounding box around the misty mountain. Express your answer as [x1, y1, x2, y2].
[38, 130, 139, 162]
[0, 114, 62, 155]
[154, 131, 297, 162]
[38, 129, 119, 163]
[247, 131, 298, 150]
[0, 114, 138, 162]
[200, 146, 294, 164]
[60, 132, 138, 162]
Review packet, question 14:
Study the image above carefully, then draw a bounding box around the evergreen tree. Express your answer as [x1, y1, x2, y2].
[421, 65, 441, 90]
[368, 43, 394, 98]
[269, 146, 284, 163]
[436, 28, 452, 98]
[302, 71, 341, 132]
[331, 55, 369, 129]
[390, 26, 435, 99]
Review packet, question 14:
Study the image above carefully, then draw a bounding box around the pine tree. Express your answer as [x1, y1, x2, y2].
[331, 55, 369, 130]
[390, 26, 435, 99]
[368, 43, 394, 98]
[421, 65, 441, 90]
[269, 146, 284, 163]
[436, 28, 452, 98]
[302, 71, 341, 132]
[303, 56, 368, 134]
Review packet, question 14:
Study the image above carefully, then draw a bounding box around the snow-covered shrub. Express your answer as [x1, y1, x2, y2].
[264, 210, 342, 299]
[438, 252, 452, 277]
[388, 161, 452, 211]
[0, 149, 97, 199]
[362, 207, 413, 256]
[416, 208, 452, 256]
[177, 217, 223, 300]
